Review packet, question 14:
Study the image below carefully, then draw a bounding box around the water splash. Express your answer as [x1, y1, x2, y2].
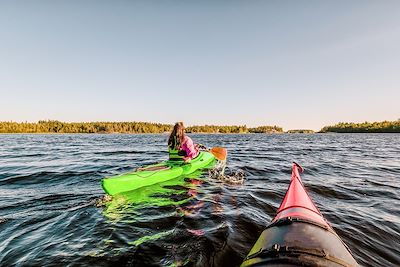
[208, 160, 245, 185]
[96, 194, 112, 207]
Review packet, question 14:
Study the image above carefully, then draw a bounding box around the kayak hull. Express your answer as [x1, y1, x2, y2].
[241, 163, 359, 267]
[101, 151, 216, 196]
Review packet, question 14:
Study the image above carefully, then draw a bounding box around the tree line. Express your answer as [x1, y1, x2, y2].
[187, 125, 283, 133]
[2, 120, 398, 133]
[319, 120, 400, 133]
[0, 121, 172, 134]
[0, 121, 283, 134]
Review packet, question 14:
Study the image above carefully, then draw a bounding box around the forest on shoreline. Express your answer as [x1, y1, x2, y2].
[320, 121, 400, 133]
[0, 120, 399, 134]
[0, 121, 283, 134]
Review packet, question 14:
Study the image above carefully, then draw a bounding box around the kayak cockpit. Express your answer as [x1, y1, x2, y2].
[242, 217, 358, 267]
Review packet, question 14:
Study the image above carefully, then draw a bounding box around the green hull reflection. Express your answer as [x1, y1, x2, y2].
[97, 168, 215, 264]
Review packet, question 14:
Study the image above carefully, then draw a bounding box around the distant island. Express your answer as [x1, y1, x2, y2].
[320, 121, 400, 133]
[286, 129, 315, 134]
[0, 120, 399, 134]
[0, 120, 283, 134]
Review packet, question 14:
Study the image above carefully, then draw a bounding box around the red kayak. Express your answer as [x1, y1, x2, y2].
[241, 163, 359, 267]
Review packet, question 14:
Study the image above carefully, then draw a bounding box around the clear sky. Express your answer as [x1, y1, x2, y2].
[1, 1, 399, 131]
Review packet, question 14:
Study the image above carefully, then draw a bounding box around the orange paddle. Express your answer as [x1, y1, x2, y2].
[209, 147, 227, 161]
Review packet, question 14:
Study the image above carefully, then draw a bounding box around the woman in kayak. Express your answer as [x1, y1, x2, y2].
[168, 122, 200, 162]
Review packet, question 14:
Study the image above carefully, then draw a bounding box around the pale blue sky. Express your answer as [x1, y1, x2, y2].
[0, 1, 399, 131]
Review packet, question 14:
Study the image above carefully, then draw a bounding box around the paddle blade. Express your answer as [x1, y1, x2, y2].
[210, 147, 227, 161]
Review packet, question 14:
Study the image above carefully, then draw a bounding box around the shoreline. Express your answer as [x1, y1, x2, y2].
[1, 120, 399, 134]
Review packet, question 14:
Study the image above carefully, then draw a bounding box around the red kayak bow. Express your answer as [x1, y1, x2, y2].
[273, 162, 328, 227]
[241, 163, 359, 267]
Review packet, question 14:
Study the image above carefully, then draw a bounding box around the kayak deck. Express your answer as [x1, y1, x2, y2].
[101, 151, 216, 196]
[273, 162, 329, 227]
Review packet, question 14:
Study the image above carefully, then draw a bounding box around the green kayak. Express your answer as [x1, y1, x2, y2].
[101, 151, 216, 196]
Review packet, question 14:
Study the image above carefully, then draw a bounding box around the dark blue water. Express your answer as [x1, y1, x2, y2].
[0, 134, 399, 266]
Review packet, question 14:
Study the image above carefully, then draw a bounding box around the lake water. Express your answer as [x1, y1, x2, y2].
[0, 133, 399, 266]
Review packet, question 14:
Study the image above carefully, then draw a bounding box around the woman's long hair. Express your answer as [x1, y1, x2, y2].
[168, 122, 185, 150]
